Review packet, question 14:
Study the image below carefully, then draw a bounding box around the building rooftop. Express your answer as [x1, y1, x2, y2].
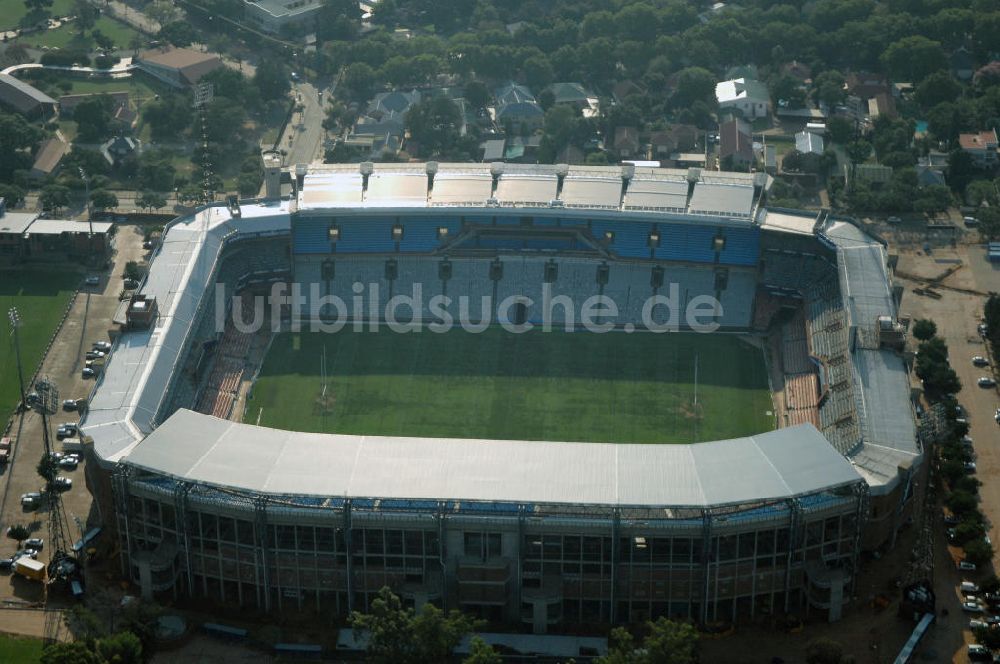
[0, 211, 39, 235]
[0, 72, 56, 114]
[127, 410, 862, 508]
[795, 131, 824, 155]
[31, 137, 69, 176]
[959, 130, 998, 151]
[26, 219, 114, 235]
[716, 77, 770, 105]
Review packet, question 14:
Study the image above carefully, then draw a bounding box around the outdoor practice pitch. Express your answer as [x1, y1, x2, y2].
[0, 270, 79, 417]
[247, 328, 774, 444]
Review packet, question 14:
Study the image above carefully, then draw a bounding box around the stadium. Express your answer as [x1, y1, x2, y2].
[79, 162, 921, 632]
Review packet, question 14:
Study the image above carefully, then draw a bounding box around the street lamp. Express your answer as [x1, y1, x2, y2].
[7, 308, 26, 411]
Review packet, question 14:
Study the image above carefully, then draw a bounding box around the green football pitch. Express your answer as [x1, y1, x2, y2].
[0, 270, 79, 416]
[246, 328, 775, 444]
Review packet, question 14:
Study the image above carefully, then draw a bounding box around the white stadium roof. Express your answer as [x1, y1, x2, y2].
[127, 410, 861, 507]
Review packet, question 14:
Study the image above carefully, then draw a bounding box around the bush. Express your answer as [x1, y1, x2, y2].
[912, 319, 937, 340]
[965, 538, 994, 566]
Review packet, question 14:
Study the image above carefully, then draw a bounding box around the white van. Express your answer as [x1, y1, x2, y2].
[962, 581, 980, 594]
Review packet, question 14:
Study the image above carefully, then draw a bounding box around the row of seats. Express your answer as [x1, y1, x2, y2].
[292, 216, 761, 267]
[292, 255, 757, 329]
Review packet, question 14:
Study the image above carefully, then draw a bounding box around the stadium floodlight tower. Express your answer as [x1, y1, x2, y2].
[27, 377, 73, 578]
[7, 307, 26, 410]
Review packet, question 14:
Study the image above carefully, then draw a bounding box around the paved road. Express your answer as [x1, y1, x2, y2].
[281, 81, 324, 166]
[0, 225, 146, 609]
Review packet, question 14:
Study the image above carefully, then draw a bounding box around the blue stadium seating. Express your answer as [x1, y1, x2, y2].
[654, 224, 717, 263]
[293, 218, 333, 254]
[718, 227, 760, 266]
[334, 217, 396, 253]
[590, 220, 652, 258]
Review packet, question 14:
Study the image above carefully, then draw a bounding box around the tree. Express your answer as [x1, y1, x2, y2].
[349, 587, 479, 664]
[464, 81, 489, 110]
[6, 524, 29, 545]
[37, 454, 58, 486]
[253, 59, 291, 102]
[90, 190, 118, 212]
[73, 96, 114, 143]
[805, 638, 847, 664]
[39, 185, 71, 213]
[124, 261, 143, 281]
[0, 184, 27, 208]
[145, 0, 179, 25]
[670, 67, 716, 109]
[40, 641, 101, 664]
[813, 70, 846, 108]
[23, 0, 54, 27]
[598, 618, 699, 664]
[136, 191, 168, 212]
[912, 319, 937, 340]
[141, 95, 192, 142]
[136, 152, 177, 192]
[464, 637, 501, 664]
[405, 96, 463, 158]
[826, 116, 854, 144]
[915, 71, 962, 109]
[73, 0, 98, 35]
[948, 490, 979, 518]
[344, 62, 377, 98]
[94, 631, 143, 664]
[158, 21, 196, 47]
[881, 36, 946, 83]
[965, 538, 995, 566]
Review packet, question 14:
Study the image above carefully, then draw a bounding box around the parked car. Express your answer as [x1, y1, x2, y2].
[966, 461, 978, 473]
[123, 278, 139, 290]
[0, 558, 13, 572]
[84, 276, 100, 286]
[959, 561, 977, 571]
[58, 456, 78, 470]
[56, 423, 77, 439]
[20, 492, 41, 508]
[54, 477, 72, 490]
[15, 549, 38, 559]
[974, 356, 990, 367]
[93, 341, 111, 352]
[62, 399, 78, 411]
[887, 216, 902, 224]
[963, 600, 984, 613]
[978, 376, 996, 387]
[965, 216, 980, 227]
[971, 619, 989, 630]
[946, 514, 962, 526]
[969, 643, 991, 661]
[24, 538, 43, 550]
[85, 350, 105, 360]
[963, 581, 981, 594]
[82, 368, 96, 379]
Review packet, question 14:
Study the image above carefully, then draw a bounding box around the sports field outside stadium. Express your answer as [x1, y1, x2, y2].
[0, 271, 79, 416]
[246, 327, 774, 444]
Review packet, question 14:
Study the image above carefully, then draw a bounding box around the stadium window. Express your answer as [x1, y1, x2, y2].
[604, 230, 615, 243]
[648, 230, 660, 248]
[391, 223, 404, 241]
[328, 225, 340, 242]
[712, 233, 726, 252]
[437, 226, 449, 239]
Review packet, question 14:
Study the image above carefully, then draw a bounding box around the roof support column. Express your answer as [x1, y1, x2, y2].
[610, 507, 620, 624]
[701, 509, 712, 624]
[344, 499, 354, 614]
[254, 495, 271, 612]
[783, 498, 801, 614]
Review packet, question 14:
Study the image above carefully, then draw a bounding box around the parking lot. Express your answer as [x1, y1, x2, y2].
[0, 225, 146, 609]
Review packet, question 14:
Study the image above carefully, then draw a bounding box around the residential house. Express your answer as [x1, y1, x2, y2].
[782, 61, 812, 83]
[762, 144, 777, 174]
[29, 137, 69, 180]
[494, 83, 544, 131]
[546, 82, 599, 117]
[916, 164, 946, 187]
[136, 48, 223, 89]
[243, 0, 321, 35]
[482, 139, 505, 162]
[649, 124, 699, 159]
[974, 62, 1000, 87]
[845, 72, 890, 100]
[505, 135, 541, 162]
[867, 93, 897, 120]
[613, 126, 640, 159]
[0, 203, 38, 261]
[718, 119, 754, 169]
[612, 80, 645, 105]
[959, 130, 999, 168]
[715, 78, 771, 119]
[367, 89, 421, 122]
[0, 73, 56, 117]
[852, 163, 893, 184]
[795, 130, 824, 155]
[101, 135, 140, 167]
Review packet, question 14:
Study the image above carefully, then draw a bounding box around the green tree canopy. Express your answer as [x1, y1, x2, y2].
[598, 618, 699, 664]
[911, 319, 937, 341]
[349, 587, 479, 664]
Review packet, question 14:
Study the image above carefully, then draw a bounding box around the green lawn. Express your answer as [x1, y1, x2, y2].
[22, 15, 140, 49]
[0, 0, 73, 31]
[0, 270, 80, 416]
[0, 634, 43, 663]
[246, 328, 774, 444]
